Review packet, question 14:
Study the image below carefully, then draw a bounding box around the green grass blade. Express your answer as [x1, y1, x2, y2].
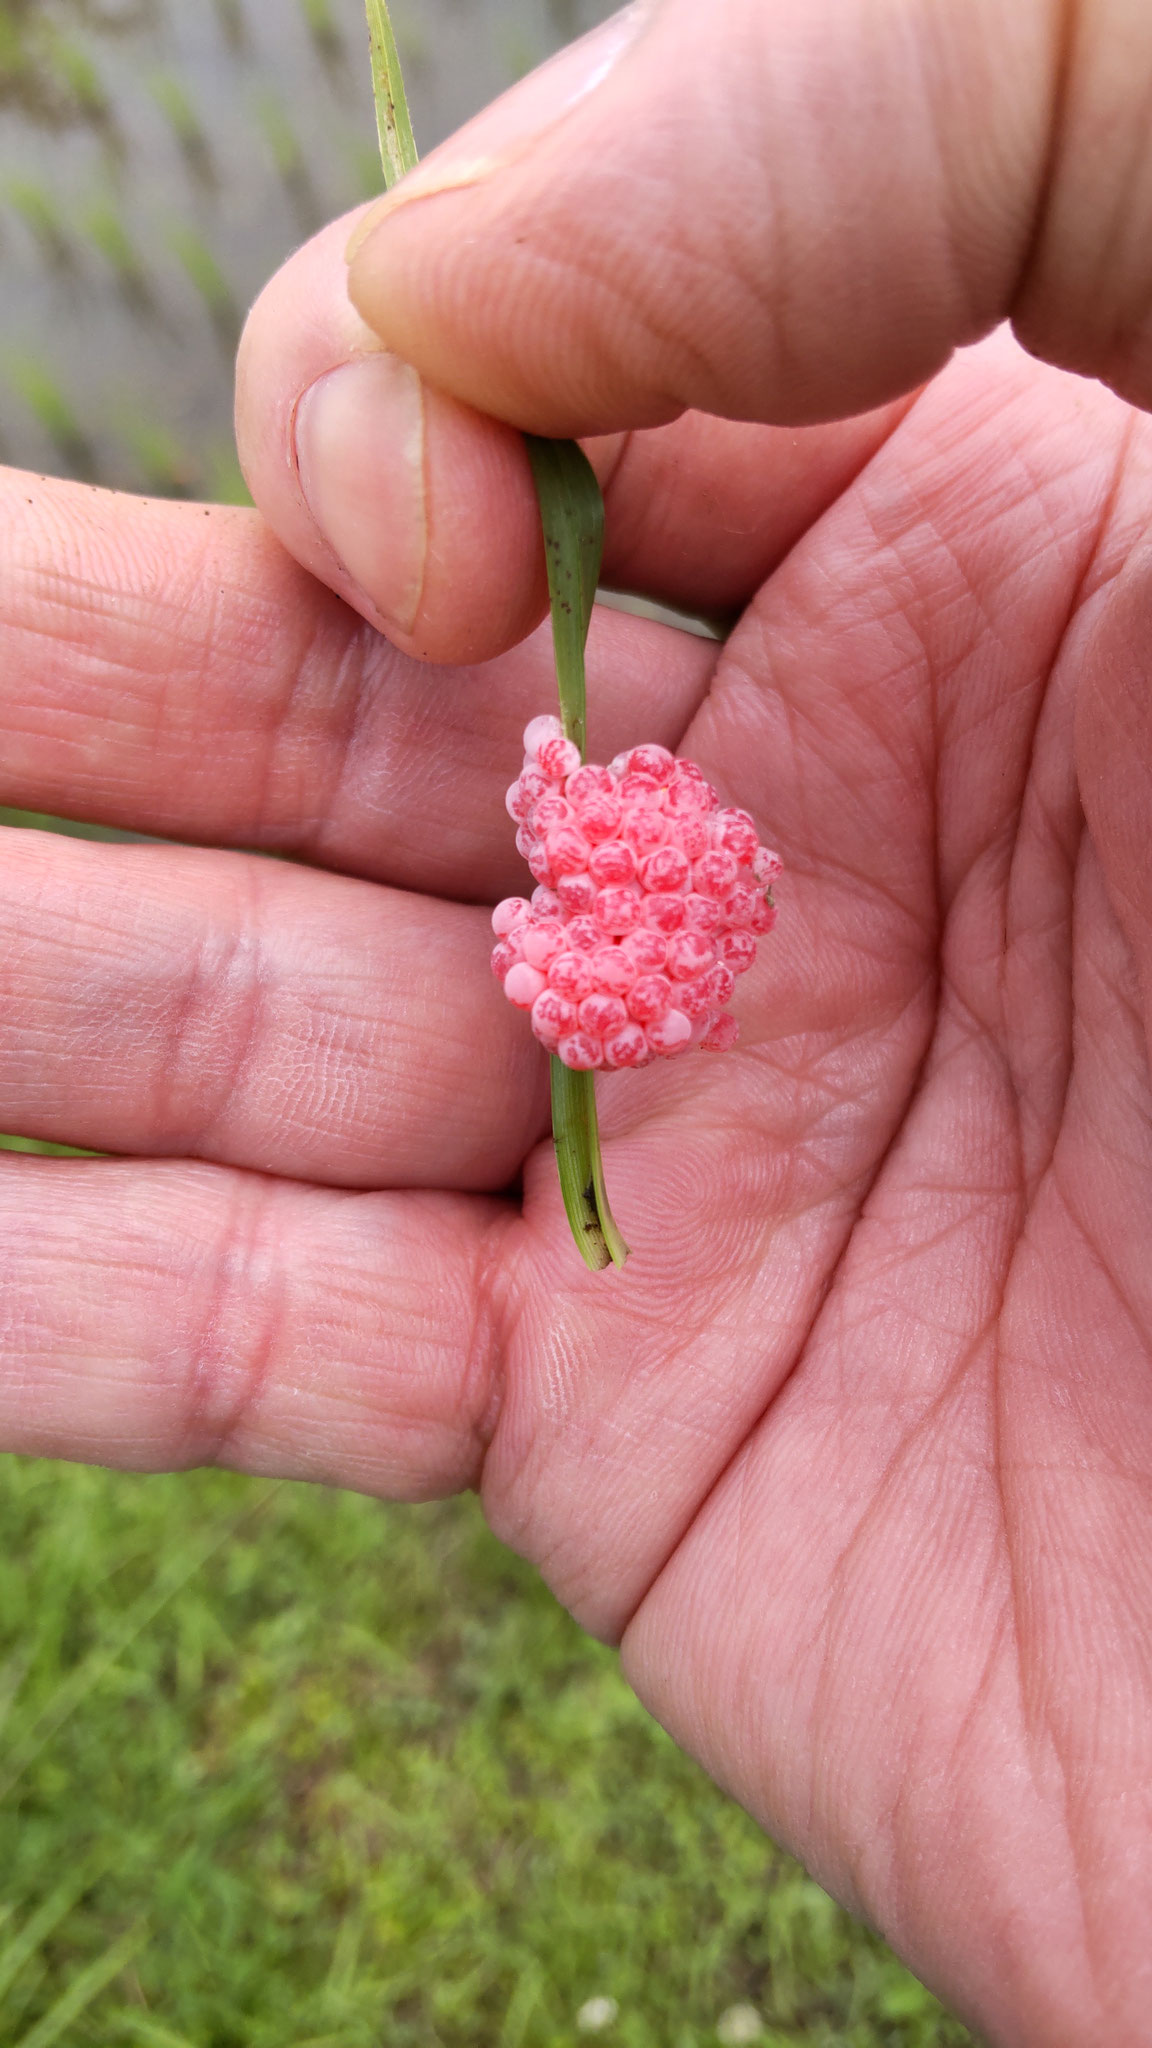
[13, 1924, 145, 2048]
[364, 0, 418, 187]
[0, 1867, 99, 2006]
[106, 2012, 201, 2048]
[0, 1650, 31, 1741]
[0, 1486, 280, 1804]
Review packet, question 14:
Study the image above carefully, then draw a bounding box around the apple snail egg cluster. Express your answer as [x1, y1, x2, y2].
[491, 717, 781, 1071]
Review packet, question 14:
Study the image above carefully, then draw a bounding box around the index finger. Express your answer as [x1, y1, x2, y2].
[0, 468, 716, 898]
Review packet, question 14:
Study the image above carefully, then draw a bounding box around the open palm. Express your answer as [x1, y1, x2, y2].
[3, 333, 1150, 2045]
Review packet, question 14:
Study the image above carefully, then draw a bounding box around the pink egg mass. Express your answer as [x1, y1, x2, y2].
[492, 717, 781, 1071]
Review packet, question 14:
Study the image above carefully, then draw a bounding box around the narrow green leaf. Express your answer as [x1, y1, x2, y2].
[527, 440, 627, 1272]
[359, 17, 625, 1272]
[550, 1065, 629, 1272]
[524, 436, 604, 761]
[363, 0, 418, 187]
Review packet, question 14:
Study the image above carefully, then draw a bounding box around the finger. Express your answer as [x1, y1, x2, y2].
[0, 1155, 504, 1499]
[0, 825, 548, 1186]
[234, 210, 549, 664]
[237, 208, 909, 650]
[0, 468, 714, 888]
[346, 0, 1152, 433]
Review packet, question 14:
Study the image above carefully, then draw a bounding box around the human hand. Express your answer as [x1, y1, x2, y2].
[6, 4, 1152, 2043]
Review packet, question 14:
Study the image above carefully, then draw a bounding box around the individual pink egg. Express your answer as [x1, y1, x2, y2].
[503, 962, 547, 1009]
[548, 951, 597, 1001]
[556, 1030, 604, 1070]
[646, 1007, 693, 1053]
[492, 897, 531, 936]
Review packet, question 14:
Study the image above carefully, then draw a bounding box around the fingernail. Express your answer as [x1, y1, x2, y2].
[346, 1, 652, 260]
[294, 353, 426, 636]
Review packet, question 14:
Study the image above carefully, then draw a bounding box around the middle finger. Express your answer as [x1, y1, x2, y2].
[0, 825, 548, 1186]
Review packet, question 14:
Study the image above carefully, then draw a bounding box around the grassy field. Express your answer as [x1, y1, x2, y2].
[0, 1454, 976, 2047]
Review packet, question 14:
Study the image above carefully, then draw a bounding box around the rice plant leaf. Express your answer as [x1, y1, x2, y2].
[549, 1063, 628, 1272]
[524, 435, 604, 761]
[359, 12, 624, 1272]
[526, 440, 626, 1272]
[364, 0, 418, 187]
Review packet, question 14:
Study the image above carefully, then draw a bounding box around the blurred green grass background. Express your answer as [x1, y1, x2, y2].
[0, 1465, 975, 2046]
[0, 3, 978, 2041]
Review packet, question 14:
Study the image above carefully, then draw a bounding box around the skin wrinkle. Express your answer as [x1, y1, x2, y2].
[8, 605, 180, 767]
[1002, 1481, 1097, 2037]
[899, 1594, 1017, 1953]
[1072, 903, 1152, 1150]
[164, 860, 267, 1152]
[1007, 0, 1077, 321]
[997, 1189, 1114, 2034]
[500, 1126, 868, 1626]
[987, 490, 1152, 2014]
[808, 1344, 988, 1908]
[246, 597, 353, 849]
[715, 643, 930, 846]
[996, 782, 1074, 1196]
[464, 1204, 520, 1460]
[1060, 1136, 1152, 1353]
[293, 616, 392, 863]
[181, 1170, 284, 1468]
[607, 982, 939, 1648]
[918, 421, 1128, 1033]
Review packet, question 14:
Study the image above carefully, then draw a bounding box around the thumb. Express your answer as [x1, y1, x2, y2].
[346, 0, 1152, 433]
